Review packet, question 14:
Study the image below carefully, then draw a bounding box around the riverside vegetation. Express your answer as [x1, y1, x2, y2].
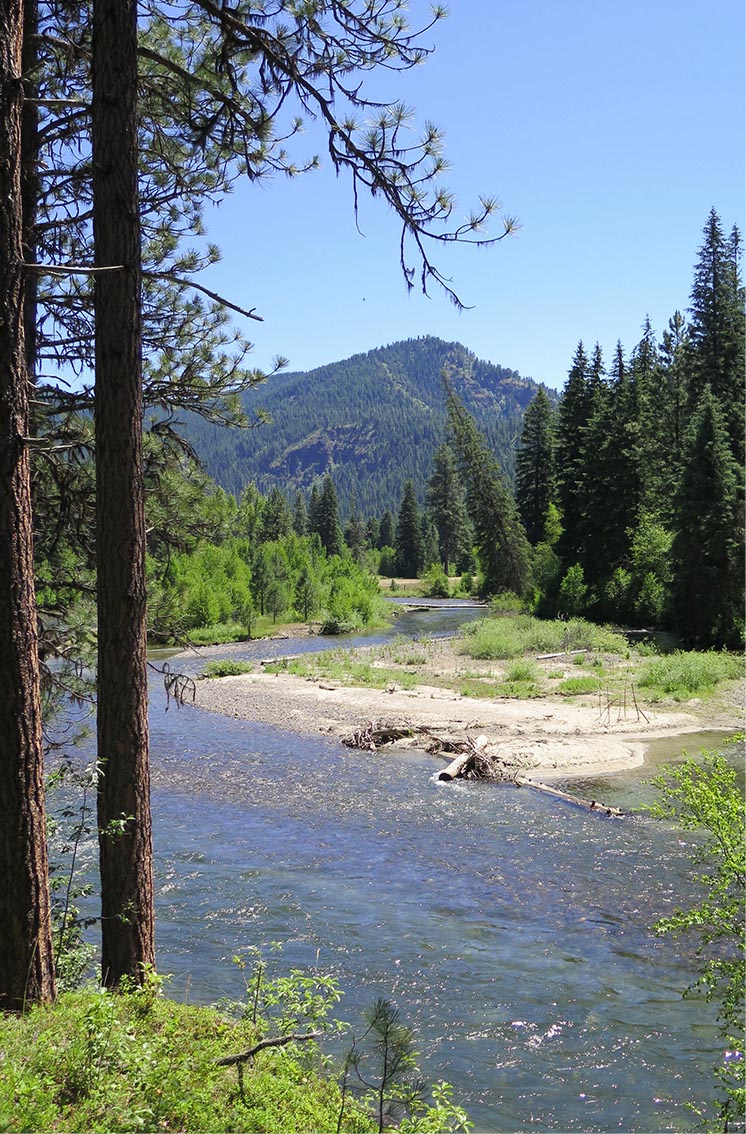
[0, 964, 471, 1133]
[210, 610, 743, 719]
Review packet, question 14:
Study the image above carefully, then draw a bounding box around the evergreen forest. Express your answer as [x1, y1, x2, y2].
[0, 0, 743, 1123]
[176, 336, 546, 517]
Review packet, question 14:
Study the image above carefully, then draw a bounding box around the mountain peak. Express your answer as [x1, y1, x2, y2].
[180, 337, 546, 517]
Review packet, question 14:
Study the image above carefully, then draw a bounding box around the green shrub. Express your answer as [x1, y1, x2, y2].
[638, 651, 743, 700]
[505, 659, 538, 683]
[203, 660, 254, 678]
[422, 563, 450, 598]
[460, 615, 627, 661]
[0, 987, 373, 1134]
[556, 676, 601, 696]
[488, 591, 525, 614]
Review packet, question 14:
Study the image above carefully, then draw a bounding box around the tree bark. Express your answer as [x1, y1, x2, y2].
[92, 0, 155, 985]
[0, 0, 56, 1009]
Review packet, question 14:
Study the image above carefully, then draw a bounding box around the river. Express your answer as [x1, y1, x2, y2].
[65, 604, 731, 1132]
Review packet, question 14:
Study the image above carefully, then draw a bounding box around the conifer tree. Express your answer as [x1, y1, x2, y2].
[292, 490, 308, 536]
[671, 386, 743, 647]
[378, 510, 395, 551]
[259, 486, 292, 543]
[0, 0, 56, 1008]
[515, 389, 556, 545]
[425, 443, 472, 568]
[687, 210, 745, 465]
[446, 383, 530, 596]
[312, 475, 344, 558]
[395, 480, 424, 577]
[555, 342, 591, 567]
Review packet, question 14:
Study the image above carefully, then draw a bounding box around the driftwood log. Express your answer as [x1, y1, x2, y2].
[343, 722, 623, 817]
[514, 775, 623, 817]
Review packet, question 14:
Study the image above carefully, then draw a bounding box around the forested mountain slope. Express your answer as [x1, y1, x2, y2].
[177, 337, 549, 516]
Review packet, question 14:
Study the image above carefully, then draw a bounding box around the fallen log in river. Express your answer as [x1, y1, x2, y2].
[343, 723, 623, 817]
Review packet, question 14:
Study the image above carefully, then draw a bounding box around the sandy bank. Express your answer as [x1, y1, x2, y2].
[190, 667, 710, 778]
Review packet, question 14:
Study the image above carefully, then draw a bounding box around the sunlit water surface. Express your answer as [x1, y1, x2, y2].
[68, 606, 734, 1132]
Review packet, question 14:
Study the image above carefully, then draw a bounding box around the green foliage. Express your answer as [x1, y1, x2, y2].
[421, 562, 451, 598]
[0, 984, 373, 1133]
[343, 997, 425, 1133]
[557, 564, 588, 617]
[178, 338, 541, 518]
[637, 651, 743, 700]
[515, 387, 556, 545]
[148, 508, 387, 644]
[46, 761, 98, 992]
[647, 744, 745, 1129]
[671, 385, 744, 648]
[459, 615, 627, 661]
[203, 660, 254, 678]
[425, 443, 473, 571]
[395, 480, 424, 578]
[556, 676, 601, 696]
[446, 383, 531, 597]
[505, 659, 539, 683]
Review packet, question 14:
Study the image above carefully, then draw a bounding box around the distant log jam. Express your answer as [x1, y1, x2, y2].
[343, 722, 623, 817]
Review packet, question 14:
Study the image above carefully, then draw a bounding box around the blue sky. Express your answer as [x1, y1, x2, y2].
[203, 0, 745, 391]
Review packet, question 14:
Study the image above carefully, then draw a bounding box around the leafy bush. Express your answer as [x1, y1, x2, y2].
[647, 744, 745, 1129]
[0, 987, 373, 1133]
[505, 659, 538, 683]
[187, 620, 246, 645]
[488, 591, 525, 614]
[421, 563, 450, 598]
[557, 564, 588, 616]
[638, 651, 743, 700]
[203, 660, 254, 678]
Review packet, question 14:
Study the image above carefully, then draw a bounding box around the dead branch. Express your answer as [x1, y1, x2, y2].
[216, 1030, 322, 1067]
[147, 661, 196, 709]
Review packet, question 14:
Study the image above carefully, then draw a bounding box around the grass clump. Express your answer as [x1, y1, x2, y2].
[556, 676, 602, 696]
[459, 615, 627, 661]
[203, 660, 254, 678]
[638, 651, 744, 701]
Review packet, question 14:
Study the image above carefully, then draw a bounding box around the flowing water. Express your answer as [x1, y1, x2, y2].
[69, 606, 733, 1132]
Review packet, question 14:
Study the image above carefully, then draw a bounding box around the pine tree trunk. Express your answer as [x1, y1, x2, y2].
[92, 0, 155, 986]
[0, 0, 56, 1010]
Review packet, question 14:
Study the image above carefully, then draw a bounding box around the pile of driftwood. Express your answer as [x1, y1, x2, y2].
[343, 723, 623, 818]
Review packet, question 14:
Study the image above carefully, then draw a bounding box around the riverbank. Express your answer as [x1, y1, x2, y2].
[185, 636, 743, 778]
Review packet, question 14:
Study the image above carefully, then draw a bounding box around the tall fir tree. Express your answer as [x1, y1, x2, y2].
[515, 389, 556, 546]
[378, 509, 395, 550]
[394, 480, 424, 577]
[312, 475, 344, 558]
[636, 316, 685, 519]
[687, 209, 745, 466]
[446, 382, 531, 596]
[555, 342, 591, 567]
[425, 443, 472, 568]
[671, 386, 743, 648]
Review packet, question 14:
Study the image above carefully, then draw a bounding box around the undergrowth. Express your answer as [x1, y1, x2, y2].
[0, 961, 471, 1133]
[203, 660, 254, 678]
[458, 616, 627, 661]
[637, 651, 744, 701]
